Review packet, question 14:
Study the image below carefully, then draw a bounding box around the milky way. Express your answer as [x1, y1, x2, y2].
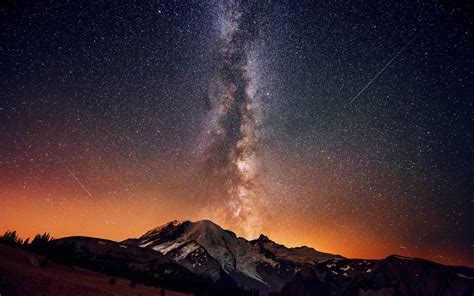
[204, 1, 264, 237]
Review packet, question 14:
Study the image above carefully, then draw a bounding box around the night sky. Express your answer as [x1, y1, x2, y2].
[1, 0, 473, 266]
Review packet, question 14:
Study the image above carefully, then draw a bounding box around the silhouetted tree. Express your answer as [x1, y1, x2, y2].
[0, 230, 23, 246]
[29, 233, 53, 255]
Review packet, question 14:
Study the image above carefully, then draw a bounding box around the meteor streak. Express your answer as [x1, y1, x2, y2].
[65, 168, 94, 198]
[349, 37, 414, 103]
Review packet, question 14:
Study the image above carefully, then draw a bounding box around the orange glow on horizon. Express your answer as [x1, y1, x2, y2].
[1, 187, 472, 268]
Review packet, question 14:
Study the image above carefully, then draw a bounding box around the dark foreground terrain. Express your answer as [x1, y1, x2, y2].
[0, 244, 189, 295]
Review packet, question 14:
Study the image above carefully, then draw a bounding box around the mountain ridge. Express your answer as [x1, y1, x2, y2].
[118, 219, 474, 294]
[50, 219, 474, 295]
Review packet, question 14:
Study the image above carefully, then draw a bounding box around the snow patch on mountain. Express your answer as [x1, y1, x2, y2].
[124, 219, 342, 289]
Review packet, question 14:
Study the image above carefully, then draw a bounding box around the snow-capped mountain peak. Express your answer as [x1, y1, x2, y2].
[124, 219, 342, 290]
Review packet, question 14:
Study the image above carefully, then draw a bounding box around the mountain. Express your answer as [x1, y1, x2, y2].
[17, 219, 469, 295]
[279, 255, 474, 295]
[123, 220, 342, 292]
[122, 219, 474, 295]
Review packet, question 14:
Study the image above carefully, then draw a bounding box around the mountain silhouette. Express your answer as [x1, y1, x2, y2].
[2, 220, 473, 295]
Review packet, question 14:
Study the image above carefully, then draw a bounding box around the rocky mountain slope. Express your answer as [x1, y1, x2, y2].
[122, 220, 474, 295]
[123, 220, 342, 292]
[51, 219, 474, 295]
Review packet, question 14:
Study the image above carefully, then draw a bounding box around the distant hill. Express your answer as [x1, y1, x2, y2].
[0, 244, 189, 296]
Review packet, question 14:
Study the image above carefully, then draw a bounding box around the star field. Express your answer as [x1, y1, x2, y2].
[0, 0, 473, 266]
